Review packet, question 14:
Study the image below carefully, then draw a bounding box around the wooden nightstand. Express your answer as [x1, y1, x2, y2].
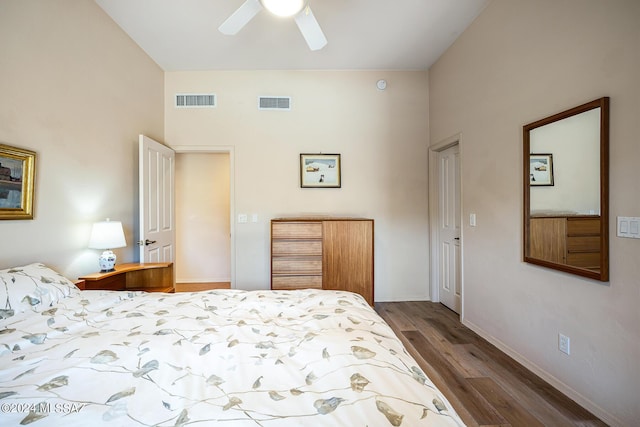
[77, 262, 175, 293]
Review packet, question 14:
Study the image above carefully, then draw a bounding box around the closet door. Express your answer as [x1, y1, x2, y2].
[322, 220, 373, 305]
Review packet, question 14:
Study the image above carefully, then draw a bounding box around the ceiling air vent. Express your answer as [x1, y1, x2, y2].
[175, 93, 216, 108]
[258, 96, 291, 111]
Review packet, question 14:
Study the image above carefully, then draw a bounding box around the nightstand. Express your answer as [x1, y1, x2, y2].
[77, 262, 174, 293]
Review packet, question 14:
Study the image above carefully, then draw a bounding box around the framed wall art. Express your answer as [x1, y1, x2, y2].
[529, 153, 554, 186]
[300, 153, 341, 188]
[0, 144, 36, 219]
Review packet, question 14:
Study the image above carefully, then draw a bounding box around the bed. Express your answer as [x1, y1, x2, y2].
[0, 263, 465, 426]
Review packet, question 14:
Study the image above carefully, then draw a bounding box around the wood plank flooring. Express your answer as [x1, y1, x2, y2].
[175, 282, 230, 292]
[375, 301, 607, 427]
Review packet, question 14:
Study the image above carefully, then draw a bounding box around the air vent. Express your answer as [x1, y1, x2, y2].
[258, 96, 291, 111]
[175, 93, 216, 108]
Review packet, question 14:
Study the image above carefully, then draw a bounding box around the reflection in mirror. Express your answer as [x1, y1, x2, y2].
[523, 97, 609, 281]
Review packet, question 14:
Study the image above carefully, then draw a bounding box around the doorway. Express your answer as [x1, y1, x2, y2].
[174, 146, 235, 289]
[429, 136, 462, 315]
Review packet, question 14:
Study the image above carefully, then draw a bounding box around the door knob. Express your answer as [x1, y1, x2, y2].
[137, 239, 157, 246]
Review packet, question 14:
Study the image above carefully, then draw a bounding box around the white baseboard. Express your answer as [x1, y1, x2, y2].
[462, 319, 622, 427]
[374, 295, 431, 303]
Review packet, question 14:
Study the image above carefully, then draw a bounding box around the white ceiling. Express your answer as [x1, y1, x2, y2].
[95, 0, 488, 71]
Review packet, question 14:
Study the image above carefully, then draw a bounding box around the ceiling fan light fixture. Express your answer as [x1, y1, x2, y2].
[260, 0, 306, 17]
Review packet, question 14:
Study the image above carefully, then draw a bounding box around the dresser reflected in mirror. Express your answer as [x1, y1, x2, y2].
[523, 97, 609, 281]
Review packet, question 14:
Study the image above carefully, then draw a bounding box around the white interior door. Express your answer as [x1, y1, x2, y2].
[437, 144, 461, 313]
[139, 135, 175, 263]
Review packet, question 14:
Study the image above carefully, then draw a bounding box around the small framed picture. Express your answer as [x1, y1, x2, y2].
[300, 153, 341, 188]
[0, 144, 36, 219]
[530, 153, 554, 186]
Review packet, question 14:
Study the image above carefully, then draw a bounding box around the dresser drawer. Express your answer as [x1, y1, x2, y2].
[272, 240, 322, 256]
[272, 222, 322, 239]
[566, 252, 601, 269]
[272, 257, 322, 274]
[567, 218, 600, 235]
[272, 275, 322, 290]
[567, 236, 600, 252]
[82, 274, 125, 291]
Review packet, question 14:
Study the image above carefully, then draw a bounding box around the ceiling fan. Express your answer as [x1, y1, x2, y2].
[218, 0, 327, 51]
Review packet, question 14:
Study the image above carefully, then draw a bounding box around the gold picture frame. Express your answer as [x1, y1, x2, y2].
[0, 144, 36, 220]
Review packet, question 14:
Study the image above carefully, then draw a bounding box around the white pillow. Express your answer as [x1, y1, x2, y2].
[0, 263, 80, 319]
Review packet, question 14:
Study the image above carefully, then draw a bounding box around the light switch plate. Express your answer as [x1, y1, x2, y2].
[617, 216, 640, 239]
[238, 214, 248, 223]
[470, 213, 477, 227]
[559, 333, 570, 355]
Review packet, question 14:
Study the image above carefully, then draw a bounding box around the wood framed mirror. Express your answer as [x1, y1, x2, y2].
[523, 97, 609, 281]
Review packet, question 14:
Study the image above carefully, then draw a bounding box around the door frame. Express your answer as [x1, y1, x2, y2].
[429, 133, 464, 319]
[173, 145, 236, 289]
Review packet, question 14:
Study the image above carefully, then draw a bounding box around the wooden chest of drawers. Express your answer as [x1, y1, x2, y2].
[529, 216, 600, 271]
[271, 218, 374, 305]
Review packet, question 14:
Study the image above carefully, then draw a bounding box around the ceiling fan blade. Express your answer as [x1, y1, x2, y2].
[218, 0, 263, 35]
[294, 6, 327, 51]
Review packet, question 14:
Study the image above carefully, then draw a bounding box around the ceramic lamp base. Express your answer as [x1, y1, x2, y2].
[98, 250, 117, 272]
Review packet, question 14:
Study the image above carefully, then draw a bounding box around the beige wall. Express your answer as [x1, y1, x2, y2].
[0, 0, 164, 278]
[429, 1, 640, 425]
[175, 153, 230, 282]
[165, 70, 430, 301]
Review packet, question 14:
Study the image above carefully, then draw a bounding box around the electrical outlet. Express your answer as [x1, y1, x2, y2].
[559, 333, 570, 355]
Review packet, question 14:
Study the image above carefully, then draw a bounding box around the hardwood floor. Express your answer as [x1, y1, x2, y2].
[375, 301, 607, 427]
[175, 282, 230, 292]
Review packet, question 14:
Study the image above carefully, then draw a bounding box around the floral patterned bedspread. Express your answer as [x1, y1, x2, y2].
[0, 289, 465, 426]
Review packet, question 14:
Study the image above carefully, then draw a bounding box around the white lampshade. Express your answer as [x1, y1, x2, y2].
[88, 219, 126, 272]
[260, 0, 306, 17]
[88, 219, 126, 249]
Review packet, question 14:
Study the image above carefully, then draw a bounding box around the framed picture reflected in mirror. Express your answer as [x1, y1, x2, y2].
[529, 153, 554, 186]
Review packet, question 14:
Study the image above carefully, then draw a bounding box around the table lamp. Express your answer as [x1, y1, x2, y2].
[88, 219, 127, 272]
